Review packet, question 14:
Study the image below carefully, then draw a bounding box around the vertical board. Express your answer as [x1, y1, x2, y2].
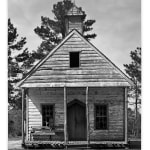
[22, 88, 25, 144]
[26, 91, 29, 141]
[86, 87, 90, 144]
[64, 87, 68, 144]
[125, 87, 128, 143]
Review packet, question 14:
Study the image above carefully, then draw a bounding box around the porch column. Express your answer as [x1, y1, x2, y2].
[64, 87, 68, 146]
[86, 87, 90, 144]
[26, 89, 29, 141]
[22, 88, 25, 145]
[125, 87, 128, 143]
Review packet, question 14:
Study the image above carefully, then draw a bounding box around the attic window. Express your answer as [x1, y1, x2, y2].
[70, 52, 80, 68]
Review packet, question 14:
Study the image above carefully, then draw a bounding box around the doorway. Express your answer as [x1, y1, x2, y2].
[67, 100, 86, 141]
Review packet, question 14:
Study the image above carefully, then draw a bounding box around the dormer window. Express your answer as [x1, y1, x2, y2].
[70, 52, 80, 68]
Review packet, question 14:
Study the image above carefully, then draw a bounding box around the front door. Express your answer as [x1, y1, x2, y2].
[67, 100, 86, 141]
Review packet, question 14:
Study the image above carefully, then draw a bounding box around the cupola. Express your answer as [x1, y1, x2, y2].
[65, 4, 86, 35]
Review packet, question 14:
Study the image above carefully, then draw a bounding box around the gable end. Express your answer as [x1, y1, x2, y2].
[17, 30, 133, 88]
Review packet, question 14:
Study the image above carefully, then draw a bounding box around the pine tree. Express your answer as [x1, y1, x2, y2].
[33, 0, 96, 60]
[124, 47, 141, 119]
[8, 18, 34, 109]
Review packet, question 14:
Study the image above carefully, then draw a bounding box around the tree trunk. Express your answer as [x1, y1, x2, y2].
[135, 80, 138, 120]
[135, 80, 139, 137]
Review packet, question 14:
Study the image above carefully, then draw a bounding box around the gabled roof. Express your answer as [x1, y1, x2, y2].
[66, 4, 85, 16]
[17, 29, 134, 88]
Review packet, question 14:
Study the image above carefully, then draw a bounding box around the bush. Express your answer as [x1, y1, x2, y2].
[8, 109, 22, 137]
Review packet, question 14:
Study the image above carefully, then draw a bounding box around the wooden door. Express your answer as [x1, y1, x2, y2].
[67, 100, 86, 141]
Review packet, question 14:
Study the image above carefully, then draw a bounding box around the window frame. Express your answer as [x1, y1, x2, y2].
[94, 104, 109, 130]
[41, 103, 55, 128]
[69, 51, 80, 68]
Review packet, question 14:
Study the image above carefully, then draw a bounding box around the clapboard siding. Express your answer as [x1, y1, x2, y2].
[32, 70, 119, 76]
[88, 87, 124, 141]
[27, 87, 64, 140]
[27, 87, 125, 141]
[24, 32, 127, 85]
[27, 75, 123, 80]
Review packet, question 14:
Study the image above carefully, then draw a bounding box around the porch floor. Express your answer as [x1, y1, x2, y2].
[24, 141, 128, 149]
[25, 140, 126, 145]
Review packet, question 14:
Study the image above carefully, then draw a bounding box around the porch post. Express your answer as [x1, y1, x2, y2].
[26, 89, 29, 141]
[125, 87, 128, 143]
[64, 87, 68, 146]
[86, 87, 90, 145]
[22, 88, 25, 145]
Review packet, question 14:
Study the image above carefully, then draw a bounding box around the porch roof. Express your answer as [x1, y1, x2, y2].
[20, 81, 130, 88]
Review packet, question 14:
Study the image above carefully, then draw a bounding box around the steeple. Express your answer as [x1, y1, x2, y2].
[65, 4, 86, 35]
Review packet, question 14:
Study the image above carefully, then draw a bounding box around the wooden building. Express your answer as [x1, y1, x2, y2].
[18, 4, 133, 147]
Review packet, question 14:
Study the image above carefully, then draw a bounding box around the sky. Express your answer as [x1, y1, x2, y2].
[8, 0, 141, 71]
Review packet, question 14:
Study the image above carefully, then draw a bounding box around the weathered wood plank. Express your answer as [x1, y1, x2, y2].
[39, 64, 112, 70]
[54, 48, 93, 53]
[86, 87, 90, 144]
[28, 74, 123, 80]
[22, 82, 130, 88]
[22, 88, 25, 144]
[80, 57, 104, 61]
[64, 87, 68, 144]
[34, 65, 117, 72]
[46, 57, 69, 61]
[64, 41, 85, 45]
[67, 38, 83, 42]
[28, 110, 41, 114]
[81, 59, 107, 63]
[28, 119, 41, 123]
[26, 91, 29, 141]
[125, 87, 128, 144]
[28, 116, 42, 120]
[62, 44, 89, 48]
[50, 53, 99, 58]
[26, 78, 126, 83]
[32, 70, 120, 76]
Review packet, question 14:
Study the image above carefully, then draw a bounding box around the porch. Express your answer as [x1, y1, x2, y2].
[24, 140, 128, 149]
[21, 87, 128, 147]
[8, 137, 141, 149]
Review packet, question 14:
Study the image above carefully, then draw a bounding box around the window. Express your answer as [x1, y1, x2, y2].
[70, 52, 80, 68]
[95, 104, 108, 130]
[42, 105, 54, 128]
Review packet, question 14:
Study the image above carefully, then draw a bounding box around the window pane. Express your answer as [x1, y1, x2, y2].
[96, 117, 100, 129]
[95, 105, 108, 130]
[42, 105, 54, 128]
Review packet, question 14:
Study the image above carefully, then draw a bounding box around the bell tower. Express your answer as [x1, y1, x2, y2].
[65, 4, 86, 35]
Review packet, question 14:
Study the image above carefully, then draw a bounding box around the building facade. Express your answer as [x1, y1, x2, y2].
[18, 4, 133, 147]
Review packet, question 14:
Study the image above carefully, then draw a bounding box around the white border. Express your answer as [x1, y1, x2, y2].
[0, 0, 7, 149]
